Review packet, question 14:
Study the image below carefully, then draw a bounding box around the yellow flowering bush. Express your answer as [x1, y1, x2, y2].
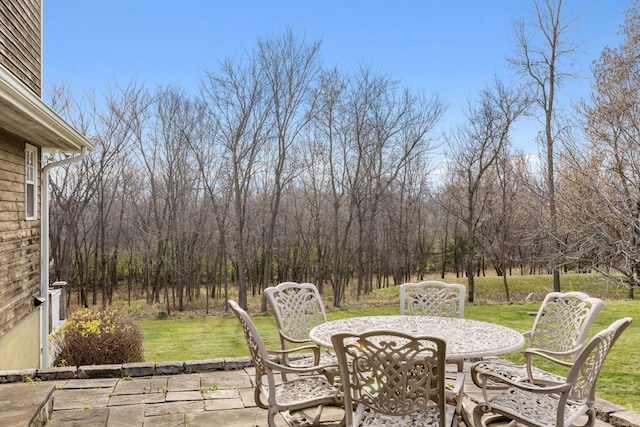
[51, 308, 144, 366]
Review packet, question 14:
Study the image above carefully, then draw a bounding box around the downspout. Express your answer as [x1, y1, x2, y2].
[40, 147, 88, 368]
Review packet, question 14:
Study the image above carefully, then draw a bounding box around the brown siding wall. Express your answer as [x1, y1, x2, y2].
[0, 130, 41, 339]
[0, 0, 42, 96]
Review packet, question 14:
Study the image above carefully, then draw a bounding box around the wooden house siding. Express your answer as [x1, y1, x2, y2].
[0, 130, 40, 338]
[0, 0, 42, 96]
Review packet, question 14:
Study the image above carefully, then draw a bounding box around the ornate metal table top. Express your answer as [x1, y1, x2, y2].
[309, 315, 525, 360]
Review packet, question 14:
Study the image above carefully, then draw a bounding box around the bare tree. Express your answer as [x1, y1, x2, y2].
[343, 68, 445, 299]
[307, 68, 354, 307]
[384, 154, 437, 285]
[90, 82, 149, 307]
[200, 56, 271, 310]
[478, 151, 533, 301]
[255, 29, 321, 311]
[151, 86, 205, 312]
[188, 99, 234, 312]
[445, 79, 527, 302]
[511, 0, 579, 291]
[565, 0, 640, 298]
[48, 84, 96, 308]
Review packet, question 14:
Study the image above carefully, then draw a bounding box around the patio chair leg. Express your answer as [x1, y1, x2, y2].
[268, 406, 279, 427]
[460, 401, 473, 427]
[484, 414, 517, 426]
[473, 406, 516, 427]
[254, 387, 268, 409]
[311, 405, 324, 425]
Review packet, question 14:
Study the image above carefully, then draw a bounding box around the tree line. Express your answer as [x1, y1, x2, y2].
[47, 0, 640, 312]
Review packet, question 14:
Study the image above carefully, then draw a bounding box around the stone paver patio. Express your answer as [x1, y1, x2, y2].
[0, 358, 638, 426]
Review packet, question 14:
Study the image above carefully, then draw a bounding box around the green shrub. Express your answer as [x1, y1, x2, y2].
[51, 308, 144, 366]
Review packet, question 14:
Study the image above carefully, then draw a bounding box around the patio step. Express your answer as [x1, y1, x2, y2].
[0, 382, 56, 427]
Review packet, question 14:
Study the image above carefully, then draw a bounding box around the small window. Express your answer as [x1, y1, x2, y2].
[25, 143, 37, 220]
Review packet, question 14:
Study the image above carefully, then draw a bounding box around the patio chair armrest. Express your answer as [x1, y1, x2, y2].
[474, 363, 570, 394]
[471, 360, 540, 388]
[280, 333, 316, 345]
[264, 356, 337, 376]
[448, 372, 465, 395]
[471, 361, 511, 388]
[267, 344, 322, 364]
[523, 348, 575, 368]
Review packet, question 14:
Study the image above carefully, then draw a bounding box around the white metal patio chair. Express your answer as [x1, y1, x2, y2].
[228, 300, 343, 427]
[472, 317, 632, 427]
[265, 282, 339, 380]
[400, 280, 467, 409]
[400, 281, 466, 318]
[470, 291, 604, 389]
[331, 329, 464, 427]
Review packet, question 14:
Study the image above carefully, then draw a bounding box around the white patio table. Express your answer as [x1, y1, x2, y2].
[309, 315, 525, 361]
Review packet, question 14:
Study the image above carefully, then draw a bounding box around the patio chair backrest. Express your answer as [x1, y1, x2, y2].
[331, 330, 448, 427]
[400, 281, 466, 318]
[264, 282, 328, 347]
[565, 317, 632, 405]
[528, 292, 604, 357]
[229, 300, 268, 378]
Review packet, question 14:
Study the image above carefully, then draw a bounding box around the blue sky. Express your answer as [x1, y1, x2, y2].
[43, 1, 630, 154]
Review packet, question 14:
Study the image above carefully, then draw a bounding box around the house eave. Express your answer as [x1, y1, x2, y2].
[0, 67, 94, 153]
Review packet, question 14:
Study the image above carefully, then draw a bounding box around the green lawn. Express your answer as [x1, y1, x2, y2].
[139, 274, 640, 412]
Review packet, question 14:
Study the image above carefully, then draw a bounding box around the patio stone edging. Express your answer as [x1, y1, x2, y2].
[0, 357, 253, 384]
